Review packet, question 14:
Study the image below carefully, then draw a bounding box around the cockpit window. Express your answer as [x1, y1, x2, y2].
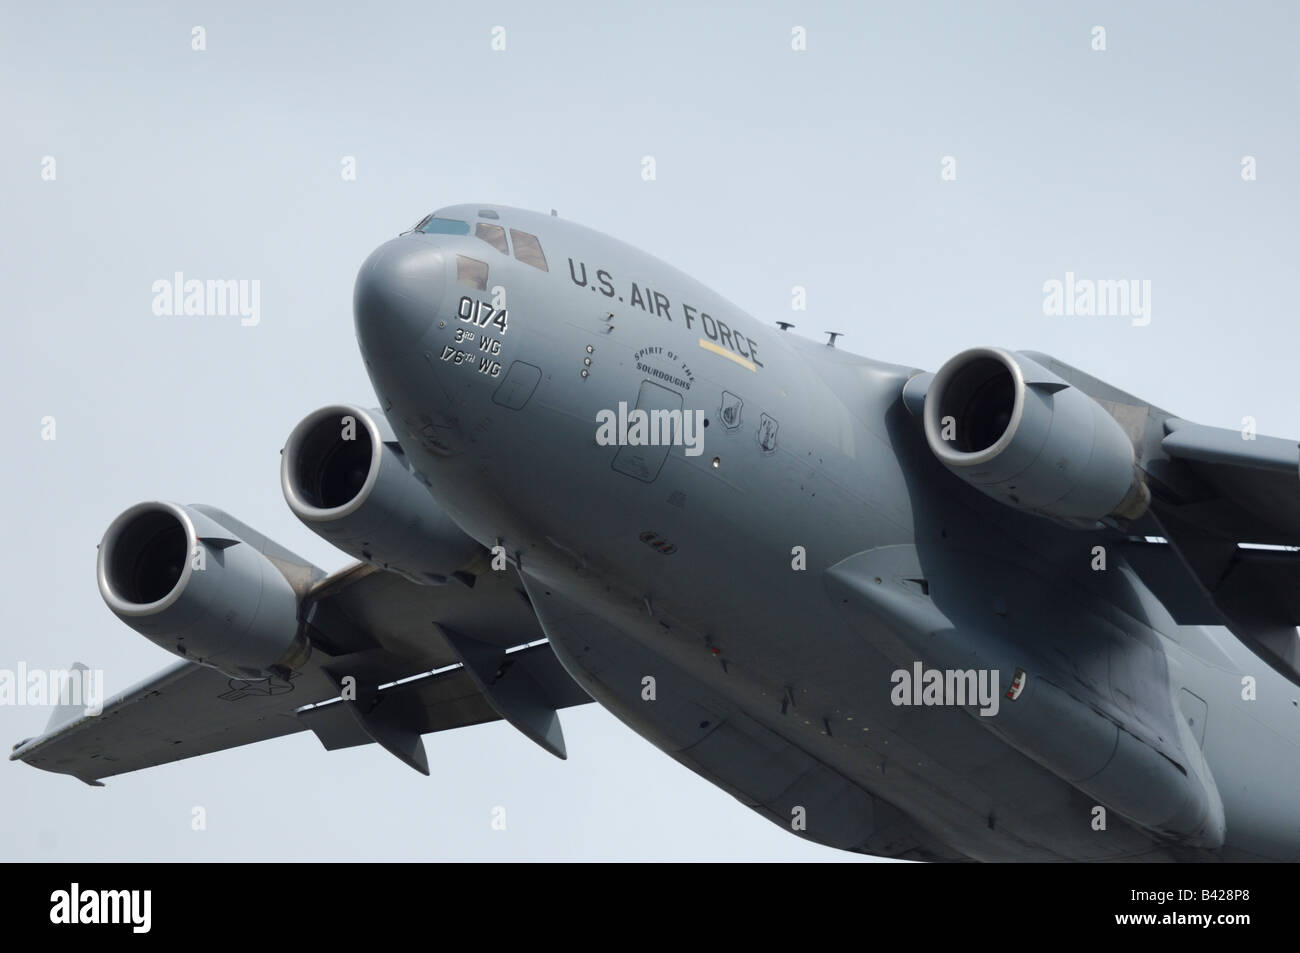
[475, 222, 508, 255]
[418, 217, 471, 236]
[510, 229, 548, 271]
[457, 255, 489, 291]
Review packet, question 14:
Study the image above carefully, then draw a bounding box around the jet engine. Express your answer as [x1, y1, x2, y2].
[281, 404, 482, 584]
[98, 502, 310, 679]
[921, 347, 1149, 527]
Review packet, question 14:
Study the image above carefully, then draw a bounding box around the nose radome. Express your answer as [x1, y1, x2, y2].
[354, 236, 446, 360]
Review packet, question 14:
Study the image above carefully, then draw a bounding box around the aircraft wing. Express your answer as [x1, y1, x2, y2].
[1128, 418, 1300, 684]
[1023, 353, 1300, 685]
[10, 562, 592, 784]
[1155, 419, 1300, 544]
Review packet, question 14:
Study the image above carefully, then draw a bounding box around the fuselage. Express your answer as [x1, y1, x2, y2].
[352, 203, 1300, 861]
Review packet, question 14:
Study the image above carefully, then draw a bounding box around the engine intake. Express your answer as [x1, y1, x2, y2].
[281, 405, 481, 583]
[922, 348, 1149, 527]
[98, 502, 308, 678]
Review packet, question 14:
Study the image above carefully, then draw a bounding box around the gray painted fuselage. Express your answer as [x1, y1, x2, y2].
[354, 204, 1300, 861]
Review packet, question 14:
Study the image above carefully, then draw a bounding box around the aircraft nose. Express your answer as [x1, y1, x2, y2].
[354, 236, 447, 361]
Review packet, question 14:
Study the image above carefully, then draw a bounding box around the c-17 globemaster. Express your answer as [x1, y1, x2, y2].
[14, 204, 1300, 861]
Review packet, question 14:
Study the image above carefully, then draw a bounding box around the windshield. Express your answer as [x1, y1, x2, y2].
[417, 217, 470, 236]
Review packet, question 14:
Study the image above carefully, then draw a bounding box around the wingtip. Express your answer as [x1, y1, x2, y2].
[9, 738, 35, 760]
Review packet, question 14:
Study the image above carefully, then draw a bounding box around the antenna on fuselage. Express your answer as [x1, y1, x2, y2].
[776, 321, 795, 331]
[824, 331, 843, 347]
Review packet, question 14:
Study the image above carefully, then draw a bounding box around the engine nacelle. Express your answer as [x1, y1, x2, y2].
[98, 502, 309, 679]
[922, 348, 1149, 527]
[281, 405, 482, 584]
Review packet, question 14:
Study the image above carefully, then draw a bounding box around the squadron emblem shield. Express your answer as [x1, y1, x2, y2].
[757, 413, 779, 453]
[718, 391, 743, 431]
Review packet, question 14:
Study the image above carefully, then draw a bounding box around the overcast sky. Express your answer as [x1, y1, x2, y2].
[2, 1, 1297, 860]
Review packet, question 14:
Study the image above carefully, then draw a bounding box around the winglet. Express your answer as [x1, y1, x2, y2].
[44, 662, 96, 734]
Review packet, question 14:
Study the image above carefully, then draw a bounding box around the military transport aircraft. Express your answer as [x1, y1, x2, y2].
[13, 204, 1300, 861]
